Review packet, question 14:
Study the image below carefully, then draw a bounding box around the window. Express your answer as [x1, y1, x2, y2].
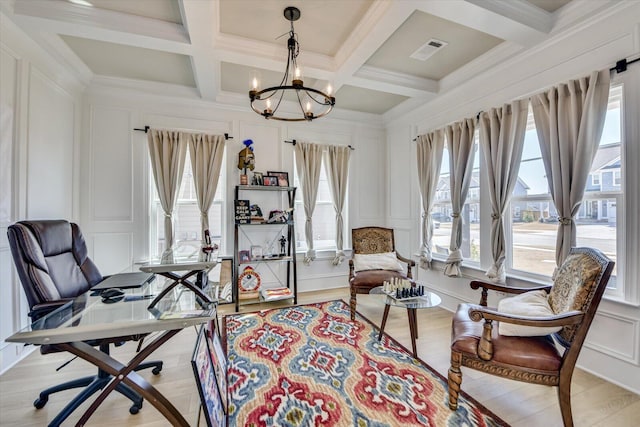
[508, 86, 622, 288]
[149, 147, 226, 259]
[293, 156, 346, 252]
[431, 134, 481, 262]
[576, 84, 622, 293]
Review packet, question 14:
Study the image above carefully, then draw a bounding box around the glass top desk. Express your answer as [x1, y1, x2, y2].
[139, 249, 217, 309]
[6, 281, 217, 426]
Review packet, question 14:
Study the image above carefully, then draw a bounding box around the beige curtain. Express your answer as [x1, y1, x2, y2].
[416, 130, 445, 269]
[147, 129, 188, 256]
[294, 141, 324, 264]
[531, 69, 610, 270]
[324, 145, 351, 265]
[479, 100, 528, 283]
[444, 118, 477, 277]
[187, 133, 225, 243]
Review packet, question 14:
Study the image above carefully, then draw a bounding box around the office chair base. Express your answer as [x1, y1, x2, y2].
[35, 359, 161, 426]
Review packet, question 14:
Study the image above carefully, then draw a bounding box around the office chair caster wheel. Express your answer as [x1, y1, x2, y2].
[34, 395, 48, 409]
[129, 404, 141, 415]
[152, 363, 163, 375]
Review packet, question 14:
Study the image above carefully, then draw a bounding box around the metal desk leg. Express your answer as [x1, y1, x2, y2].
[147, 270, 212, 310]
[59, 329, 189, 427]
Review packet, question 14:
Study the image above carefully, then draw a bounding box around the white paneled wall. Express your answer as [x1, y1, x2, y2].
[1, 21, 81, 373]
[81, 89, 384, 295]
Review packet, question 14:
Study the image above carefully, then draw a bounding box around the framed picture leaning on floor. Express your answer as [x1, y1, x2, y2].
[191, 325, 226, 426]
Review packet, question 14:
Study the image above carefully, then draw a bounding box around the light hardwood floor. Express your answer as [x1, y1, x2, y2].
[1, 287, 638, 426]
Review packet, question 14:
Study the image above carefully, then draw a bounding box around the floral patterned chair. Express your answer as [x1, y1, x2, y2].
[349, 227, 414, 320]
[448, 247, 614, 427]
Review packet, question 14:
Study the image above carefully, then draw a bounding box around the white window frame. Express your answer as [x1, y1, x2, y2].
[504, 81, 635, 304]
[592, 173, 601, 186]
[149, 146, 226, 260]
[292, 152, 348, 254]
[430, 131, 481, 266]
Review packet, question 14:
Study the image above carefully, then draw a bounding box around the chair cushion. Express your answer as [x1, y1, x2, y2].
[451, 304, 562, 372]
[351, 269, 406, 293]
[497, 290, 562, 336]
[548, 252, 602, 314]
[353, 252, 403, 272]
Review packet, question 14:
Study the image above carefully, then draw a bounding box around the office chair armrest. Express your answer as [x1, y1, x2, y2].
[29, 300, 73, 321]
[470, 280, 552, 306]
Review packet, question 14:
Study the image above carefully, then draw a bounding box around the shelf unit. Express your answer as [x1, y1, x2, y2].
[233, 185, 298, 311]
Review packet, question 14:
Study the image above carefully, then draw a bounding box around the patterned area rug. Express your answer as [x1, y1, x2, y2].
[224, 300, 509, 427]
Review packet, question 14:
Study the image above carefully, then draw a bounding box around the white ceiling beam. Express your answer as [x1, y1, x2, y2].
[331, 0, 416, 92]
[13, 0, 191, 54]
[353, 66, 438, 97]
[412, 0, 552, 47]
[212, 33, 335, 81]
[181, 0, 218, 100]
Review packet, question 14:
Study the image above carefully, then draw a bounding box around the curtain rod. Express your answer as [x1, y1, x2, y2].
[284, 139, 355, 150]
[610, 56, 640, 73]
[133, 126, 233, 140]
[412, 111, 483, 141]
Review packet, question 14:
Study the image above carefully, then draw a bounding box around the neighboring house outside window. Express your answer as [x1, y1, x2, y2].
[508, 85, 622, 292]
[431, 137, 481, 263]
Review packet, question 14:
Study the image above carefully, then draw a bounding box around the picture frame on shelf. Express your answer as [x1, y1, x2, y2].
[250, 245, 263, 260]
[267, 171, 289, 187]
[239, 250, 250, 263]
[252, 171, 264, 185]
[263, 176, 278, 186]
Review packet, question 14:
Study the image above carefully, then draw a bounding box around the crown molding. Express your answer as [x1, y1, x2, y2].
[13, 0, 190, 54]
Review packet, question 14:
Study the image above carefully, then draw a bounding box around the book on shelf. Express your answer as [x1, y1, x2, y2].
[234, 200, 250, 224]
[260, 287, 293, 302]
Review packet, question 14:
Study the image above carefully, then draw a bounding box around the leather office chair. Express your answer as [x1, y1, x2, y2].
[448, 247, 614, 427]
[349, 226, 415, 320]
[7, 220, 163, 425]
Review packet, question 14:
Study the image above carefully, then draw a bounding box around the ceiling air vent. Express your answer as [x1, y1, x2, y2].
[410, 38, 448, 61]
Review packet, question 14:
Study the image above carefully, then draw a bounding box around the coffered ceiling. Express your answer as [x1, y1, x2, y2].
[3, 0, 601, 119]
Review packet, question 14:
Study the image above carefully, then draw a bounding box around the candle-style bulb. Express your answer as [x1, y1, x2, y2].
[326, 84, 333, 95]
[266, 99, 271, 109]
[306, 101, 311, 112]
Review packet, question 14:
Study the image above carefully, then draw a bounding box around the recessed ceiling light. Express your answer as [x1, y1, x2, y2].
[69, 0, 93, 6]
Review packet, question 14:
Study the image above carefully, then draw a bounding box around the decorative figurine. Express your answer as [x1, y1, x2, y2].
[238, 139, 255, 184]
[279, 235, 287, 256]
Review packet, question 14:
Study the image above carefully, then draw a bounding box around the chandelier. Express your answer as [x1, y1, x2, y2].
[249, 7, 335, 121]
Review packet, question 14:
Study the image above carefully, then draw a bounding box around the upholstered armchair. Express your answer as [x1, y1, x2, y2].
[349, 227, 415, 320]
[448, 247, 614, 427]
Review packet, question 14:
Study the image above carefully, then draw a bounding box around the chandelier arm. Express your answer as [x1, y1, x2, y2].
[273, 89, 285, 116]
[248, 6, 334, 121]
